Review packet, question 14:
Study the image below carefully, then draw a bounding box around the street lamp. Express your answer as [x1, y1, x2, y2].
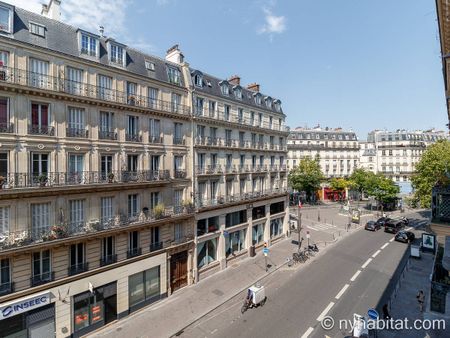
[298, 200, 302, 251]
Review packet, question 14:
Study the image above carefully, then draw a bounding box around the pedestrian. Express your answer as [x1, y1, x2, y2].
[416, 290, 425, 312]
[382, 304, 391, 320]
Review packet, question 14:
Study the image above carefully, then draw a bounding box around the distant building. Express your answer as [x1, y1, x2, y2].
[287, 127, 359, 178]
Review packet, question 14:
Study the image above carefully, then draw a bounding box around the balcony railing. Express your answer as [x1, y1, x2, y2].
[196, 188, 288, 208]
[173, 137, 185, 145]
[149, 136, 163, 144]
[0, 122, 14, 133]
[0, 66, 191, 115]
[127, 247, 142, 258]
[0, 205, 194, 252]
[30, 271, 54, 287]
[100, 254, 117, 266]
[28, 124, 55, 136]
[125, 133, 142, 142]
[0, 170, 171, 189]
[0, 282, 14, 296]
[68, 262, 89, 276]
[150, 241, 163, 252]
[99, 130, 117, 140]
[174, 170, 187, 179]
[66, 127, 88, 138]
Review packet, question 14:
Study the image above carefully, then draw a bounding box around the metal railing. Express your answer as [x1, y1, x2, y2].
[0, 122, 14, 133]
[150, 241, 164, 252]
[0, 282, 14, 296]
[100, 254, 117, 266]
[30, 271, 54, 287]
[28, 124, 55, 136]
[68, 262, 89, 276]
[66, 127, 88, 138]
[173, 137, 185, 145]
[99, 130, 118, 140]
[0, 66, 191, 115]
[196, 188, 287, 208]
[125, 133, 142, 142]
[149, 136, 163, 144]
[127, 247, 142, 258]
[174, 170, 187, 179]
[0, 170, 171, 189]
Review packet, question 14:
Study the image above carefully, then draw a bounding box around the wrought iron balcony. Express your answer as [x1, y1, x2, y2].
[224, 165, 237, 174]
[150, 241, 163, 252]
[127, 247, 142, 258]
[196, 189, 288, 209]
[68, 262, 89, 276]
[0, 282, 14, 296]
[125, 133, 142, 142]
[149, 136, 163, 144]
[99, 130, 117, 140]
[30, 271, 54, 287]
[28, 124, 55, 136]
[100, 254, 117, 266]
[66, 127, 88, 138]
[0, 122, 13, 133]
[174, 169, 187, 179]
[173, 137, 185, 145]
[0, 66, 191, 115]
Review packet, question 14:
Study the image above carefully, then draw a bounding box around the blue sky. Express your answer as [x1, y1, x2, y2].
[11, 0, 448, 139]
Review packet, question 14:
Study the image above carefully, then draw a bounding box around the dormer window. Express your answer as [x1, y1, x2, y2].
[0, 4, 12, 33]
[265, 97, 272, 109]
[234, 86, 242, 100]
[220, 83, 229, 95]
[254, 93, 262, 105]
[110, 44, 124, 66]
[80, 33, 98, 57]
[167, 67, 181, 85]
[145, 60, 155, 71]
[194, 74, 203, 87]
[274, 99, 282, 112]
[29, 22, 45, 37]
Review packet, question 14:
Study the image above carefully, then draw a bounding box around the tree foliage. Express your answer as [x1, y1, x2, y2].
[288, 157, 324, 199]
[349, 168, 370, 195]
[411, 139, 450, 208]
[329, 177, 351, 191]
[348, 168, 399, 203]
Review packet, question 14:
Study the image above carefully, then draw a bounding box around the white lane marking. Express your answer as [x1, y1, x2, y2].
[362, 258, 372, 269]
[350, 270, 361, 281]
[372, 250, 381, 258]
[317, 302, 335, 322]
[301, 327, 314, 338]
[390, 237, 395, 242]
[335, 284, 350, 300]
[381, 243, 389, 250]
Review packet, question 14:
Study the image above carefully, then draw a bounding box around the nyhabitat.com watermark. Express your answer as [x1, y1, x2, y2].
[320, 315, 446, 331]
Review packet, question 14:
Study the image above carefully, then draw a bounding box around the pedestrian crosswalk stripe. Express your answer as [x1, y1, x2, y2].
[306, 223, 336, 231]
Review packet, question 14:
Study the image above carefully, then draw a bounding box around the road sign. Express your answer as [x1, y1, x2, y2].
[263, 248, 269, 256]
[367, 308, 379, 320]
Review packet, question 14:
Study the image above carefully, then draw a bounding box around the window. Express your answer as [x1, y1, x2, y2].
[69, 243, 86, 275]
[150, 226, 160, 248]
[171, 93, 181, 112]
[69, 200, 85, 229]
[208, 101, 216, 117]
[128, 267, 161, 309]
[252, 223, 265, 245]
[270, 201, 285, 214]
[100, 197, 113, 225]
[150, 192, 160, 209]
[145, 60, 155, 71]
[258, 113, 263, 127]
[127, 115, 139, 139]
[253, 205, 266, 220]
[226, 229, 246, 257]
[148, 87, 158, 108]
[0, 98, 8, 131]
[225, 210, 247, 228]
[80, 33, 97, 57]
[128, 231, 140, 256]
[127, 154, 138, 173]
[149, 118, 161, 142]
[110, 44, 124, 65]
[240, 178, 246, 195]
[32, 249, 51, 281]
[174, 224, 183, 241]
[29, 59, 49, 89]
[196, 216, 219, 236]
[167, 67, 181, 85]
[99, 111, 114, 139]
[197, 238, 217, 268]
[265, 97, 272, 108]
[29, 22, 45, 37]
[174, 122, 183, 143]
[174, 155, 183, 171]
[31, 203, 50, 239]
[195, 97, 204, 115]
[174, 189, 183, 208]
[68, 154, 84, 176]
[0, 258, 10, 288]
[68, 107, 85, 136]
[238, 108, 244, 123]
[220, 83, 229, 95]
[128, 194, 139, 218]
[234, 87, 242, 99]
[101, 236, 115, 265]
[66, 67, 83, 95]
[127, 82, 137, 104]
[0, 206, 9, 236]
[224, 105, 231, 121]
[250, 111, 255, 125]
[270, 218, 283, 238]
[0, 5, 12, 33]
[151, 155, 160, 171]
[254, 94, 262, 105]
[31, 153, 48, 177]
[210, 181, 218, 200]
[73, 289, 105, 332]
[194, 74, 203, 87]
[98, 75, 112, 100]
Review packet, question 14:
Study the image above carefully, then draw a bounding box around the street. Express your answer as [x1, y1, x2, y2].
[176, 210, 429, 338]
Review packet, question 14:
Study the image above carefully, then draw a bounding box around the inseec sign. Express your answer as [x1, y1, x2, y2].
[0, 292, 51, 320]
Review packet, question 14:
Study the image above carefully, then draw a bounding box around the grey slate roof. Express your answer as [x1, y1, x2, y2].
[8, 6, 184, 87]
[189, 68, 284, 116]
[288, 130, 358, 141]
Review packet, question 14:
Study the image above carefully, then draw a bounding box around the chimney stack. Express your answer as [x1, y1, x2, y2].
[41, 0, 61, 21]
[165, 44, 184, 64]
[228, 75, 240, 86]
[99, 26, 105, 37]
[247, 83, 260, 92]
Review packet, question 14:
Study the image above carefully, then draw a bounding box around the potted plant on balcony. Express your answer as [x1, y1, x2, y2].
[107, 172, 115, 183]
[51, 224, 68, 239]
[153, 203, 166, 219]
[38, 174, 48, 187]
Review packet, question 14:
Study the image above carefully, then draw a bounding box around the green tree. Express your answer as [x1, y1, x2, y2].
[329, 177, 350, 191]
[288, 157, 324, 200]
[349, 168, 371, 198]
[411, 139, 450, 208]
[365, 173, 400, 205]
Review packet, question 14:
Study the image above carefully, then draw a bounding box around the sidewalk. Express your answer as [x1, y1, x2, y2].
[93, 225, 362, 338]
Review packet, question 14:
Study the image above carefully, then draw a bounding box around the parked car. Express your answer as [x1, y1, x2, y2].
[375, 217, 390, 227]
[395, 230, 415, 243]
[392, 216, 409, 226]
[365, 221, 381, 231]
[384, 220, 404, 234]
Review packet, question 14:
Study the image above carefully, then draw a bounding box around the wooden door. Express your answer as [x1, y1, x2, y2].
[170, 251, 188, 291]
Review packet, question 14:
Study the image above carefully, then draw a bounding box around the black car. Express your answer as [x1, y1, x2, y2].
[384, 220, 403, 234]
[395, 230, 415, 243]
[365, 221, 381, 231]
[375, 217, 390, 227]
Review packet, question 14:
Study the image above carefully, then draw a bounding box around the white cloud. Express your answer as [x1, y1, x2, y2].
[259, 8, 286, 34]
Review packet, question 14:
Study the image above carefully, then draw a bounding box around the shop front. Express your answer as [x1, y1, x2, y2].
[72, 282, 117, 338]
[0, 292, 55, 338]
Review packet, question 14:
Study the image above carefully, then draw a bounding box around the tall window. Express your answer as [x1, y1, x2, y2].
[151, 155, 160, 171]
[128, 194, 139, 218]
[128, 231, 139, 255]
[101, 236, 115, 264]
[167, 67, 181, 85]
[150, 192, 160, 210]
[127, 155, 138, 172]
[30, 103, 50, 134]
[68, 107, 85, 137]
[240, 179, 246, 195]
[174, 189, 183, 208]
[148, 87, 158, 108]
[100, 155, 113, 179]
[69, 243, 85, 275]
[174, 155, 183, 171]
[197, 238, 217, 268]
[224, 105, 230, 121]
[194, 74, 203, 87]
[258, 113, 263, 127]
[110, 44, 124, 65]
[171, 93, 181, 112]
[234, 87, 242, 99]
[0, 50, 8, 67]
[69, 200, 85, 229]
[66, 66, 83, 95]
[174, 224, 183, 241]
[0, 258, 10, 289]
[31, 203, 51, 239]
[208, 101, 216, 117]
[127, 82, 137, 104]
[127, 115, 139, 140]
[68, 154, 84, 182]
[250, 111, 255, 125]
[81, 33, 97, 56]
[174, 122, 183, 144]
[210, 181, 218, 200]
[0, 98, 8, 131]
[195, 97, 204, 116]
[149, 118, 161, 143]
[29, 58, 49, 89]
[0, 206, 9, 236]
[238, 108, 243, 123]
[0, 6, 12, 33]
[32, 250, 51, 280]
[226, 229, 246, 257]
[128, 267, 161, 308]
[98, 74, 112, 100]
[100, 197, 113, 224]
[220, 84, 229, 95]
[197, 153, 205, 170]
[31, 153, 48, 177]
[99, 111, 114, 139]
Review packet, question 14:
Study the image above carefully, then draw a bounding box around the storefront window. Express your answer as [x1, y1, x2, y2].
[129, 273, 145, 308]
[196, 216, 219, 236]
[252, 223, 264, 245]
[270, 218, 283, 238]
[73, 291, 104, 333]
[226, 229, 246, 257]
[197, 238, 217, 268]
[145, 266, 160, 299]
[129, 266, 161, 308]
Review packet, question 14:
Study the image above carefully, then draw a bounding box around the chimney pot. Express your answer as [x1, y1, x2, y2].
[228, 75, 241, 86]
[165, 44, 184, 64]
[41, 0, 61, 21]
[246, 83, 260, 92]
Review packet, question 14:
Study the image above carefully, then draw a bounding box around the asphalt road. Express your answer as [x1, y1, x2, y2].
[178, 211, 428, 338]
